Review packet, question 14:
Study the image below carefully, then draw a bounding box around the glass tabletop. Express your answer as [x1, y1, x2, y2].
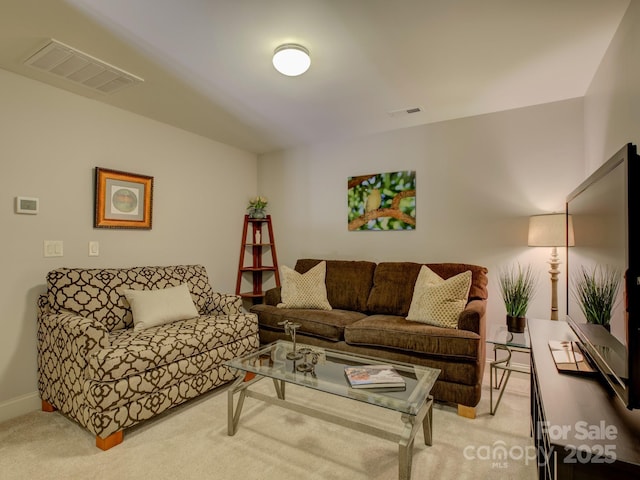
[487, 324, 530, 349]
[226, 340, 440, 416]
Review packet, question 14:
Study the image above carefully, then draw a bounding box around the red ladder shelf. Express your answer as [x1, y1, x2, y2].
[235, 214, 280, 304]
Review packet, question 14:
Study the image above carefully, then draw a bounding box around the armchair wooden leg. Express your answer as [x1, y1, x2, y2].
[41, 400, 56, 412]
[96, 431, 123, 451]
[457, 404, 476, 419]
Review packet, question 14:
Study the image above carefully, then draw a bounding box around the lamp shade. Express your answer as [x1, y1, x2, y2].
[272, 44, 310, 76]
[528, 213, 575, 247]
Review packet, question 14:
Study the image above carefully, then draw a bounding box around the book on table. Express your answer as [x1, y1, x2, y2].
[344, 364, 406, 389]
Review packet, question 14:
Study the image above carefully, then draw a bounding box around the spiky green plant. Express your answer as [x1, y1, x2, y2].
[499, 263, 537, 317]
[571, 265, 621, 326]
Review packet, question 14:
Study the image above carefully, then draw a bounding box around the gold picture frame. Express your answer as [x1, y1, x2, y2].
[94, 167, 153, 229]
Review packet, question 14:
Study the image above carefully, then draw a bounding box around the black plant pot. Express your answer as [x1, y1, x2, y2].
[506, 315, 527, 333]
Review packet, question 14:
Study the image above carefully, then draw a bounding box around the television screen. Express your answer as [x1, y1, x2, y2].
[566, 143, 639, 409]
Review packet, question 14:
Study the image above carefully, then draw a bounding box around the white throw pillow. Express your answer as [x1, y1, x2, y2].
[406, 266, 472, 328]
[124, 283, 199, 331]
[277, 261, 332, 310]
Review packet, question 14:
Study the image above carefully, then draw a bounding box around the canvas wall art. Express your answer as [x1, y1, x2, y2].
[347, 171, 416, 231]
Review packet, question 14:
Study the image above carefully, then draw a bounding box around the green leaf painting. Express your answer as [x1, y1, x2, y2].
[348, 171, 416, 231]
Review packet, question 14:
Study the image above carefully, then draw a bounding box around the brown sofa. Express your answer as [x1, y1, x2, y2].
[250, 259, 488, 417]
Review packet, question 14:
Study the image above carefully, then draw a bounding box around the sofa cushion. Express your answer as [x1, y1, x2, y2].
[366, 262, 489, 317]
[86, 313, 258, 382]
[250, 304, 367, 341]
[344, 314, 481, 360]
[278, 261, 332, 310]
[84, 335, 259, 410]
[366, 262, 423, 316]
[46, 265, 215, 332]
[124, 284, 199, 331]
[406, 266, 472, 328]
[425, 263, 489, 301]
[295, 259, 376, 312]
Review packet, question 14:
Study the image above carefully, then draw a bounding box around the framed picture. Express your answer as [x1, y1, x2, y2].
[94, 167, 153, 229]
[347, 171, 416, 231]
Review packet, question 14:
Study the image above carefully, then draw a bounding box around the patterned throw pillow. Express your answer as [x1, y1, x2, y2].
[124, 283, 200, 331]
[277, 261, 332, 310]
[406, 265, 472, 328]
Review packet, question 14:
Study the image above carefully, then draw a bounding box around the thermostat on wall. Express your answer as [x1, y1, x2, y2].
[15, 196, 39, 214]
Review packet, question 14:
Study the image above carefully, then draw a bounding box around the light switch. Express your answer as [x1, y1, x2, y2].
[44, 240, 63, 257]
[89, 241, 99, 257]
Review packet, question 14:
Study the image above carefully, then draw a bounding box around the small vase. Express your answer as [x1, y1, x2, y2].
[249, 209, 266, 219]
[506, 315, 526, 333]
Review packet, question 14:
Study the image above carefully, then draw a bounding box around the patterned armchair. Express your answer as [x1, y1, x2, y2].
[37, 265, 259, 450]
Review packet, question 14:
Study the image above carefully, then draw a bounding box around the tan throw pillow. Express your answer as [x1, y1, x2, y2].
[277, 261, 332, 310]
[406, 266, 472, 328]
[124, 283, 199, 331]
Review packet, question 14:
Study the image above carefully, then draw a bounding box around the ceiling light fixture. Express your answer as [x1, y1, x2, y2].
[272, 44, 310, 77]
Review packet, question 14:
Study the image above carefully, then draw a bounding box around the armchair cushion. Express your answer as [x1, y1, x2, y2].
[46, 265, 215, 332]
[87, 313, 257, 382]
[124, 284, 199, 331]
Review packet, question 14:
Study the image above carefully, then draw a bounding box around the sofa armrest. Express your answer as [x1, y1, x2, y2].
[40, 312, 111, 358]
[457, 299, 487, 337]
[264, 286, 282, 306]
[207, 292, 243, 315]
[37, 311, 111, 406]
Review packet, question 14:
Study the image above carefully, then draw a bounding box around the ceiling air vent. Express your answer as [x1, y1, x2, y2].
[388, 106, 424, 118]
[23, 39, 143, 95]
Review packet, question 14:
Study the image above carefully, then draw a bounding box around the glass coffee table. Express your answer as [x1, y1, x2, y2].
[226, 340, 440, 480]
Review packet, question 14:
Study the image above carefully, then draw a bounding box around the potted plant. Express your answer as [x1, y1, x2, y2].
[571, 264, 621, 331]
[247, 195, 268, 219]
[498, 263, 537, 333]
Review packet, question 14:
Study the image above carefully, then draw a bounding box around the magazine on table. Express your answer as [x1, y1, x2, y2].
[344, 364, 406, 389]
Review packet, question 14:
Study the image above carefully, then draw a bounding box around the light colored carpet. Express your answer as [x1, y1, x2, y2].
[0, 371, 536, 480]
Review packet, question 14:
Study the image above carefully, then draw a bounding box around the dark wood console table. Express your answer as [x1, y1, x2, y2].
[529, 319, 640, 479]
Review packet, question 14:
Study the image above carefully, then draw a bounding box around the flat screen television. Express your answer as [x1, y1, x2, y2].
[566, 142, 640, 410]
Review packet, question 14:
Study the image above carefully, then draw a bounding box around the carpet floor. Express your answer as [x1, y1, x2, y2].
[0, 371, 536, 480]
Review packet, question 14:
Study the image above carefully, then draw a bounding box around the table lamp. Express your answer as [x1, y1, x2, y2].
[528, 213, 575, 320]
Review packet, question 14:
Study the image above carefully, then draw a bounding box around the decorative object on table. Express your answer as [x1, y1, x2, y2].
[528, 213, 575, 320]
[344, 364, 406, 389]
[347, 171, 416, 231]
[296, 347, 320, 374]
[278, 320, 303, 360]
[571, 264, 621, 331]
[498, 263, 537, 333]
[247, 195, 268, 219]
[548, 340, 595, 374]
[94, 167, 153, 229]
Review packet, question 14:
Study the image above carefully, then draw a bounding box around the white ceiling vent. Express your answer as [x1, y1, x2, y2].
[388, 106, 424, 118]
[23, 39, 143, 95]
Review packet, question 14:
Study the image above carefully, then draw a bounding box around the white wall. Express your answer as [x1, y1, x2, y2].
[0, 69, 257, 421]
[584, 1, 640, 170]
[258, 99, 585, 350]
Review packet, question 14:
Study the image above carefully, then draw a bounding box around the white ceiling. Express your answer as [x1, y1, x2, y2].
[0, 0, 631, 155]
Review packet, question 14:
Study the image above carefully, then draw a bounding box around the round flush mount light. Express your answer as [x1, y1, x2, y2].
[272, 44, 311, 76]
